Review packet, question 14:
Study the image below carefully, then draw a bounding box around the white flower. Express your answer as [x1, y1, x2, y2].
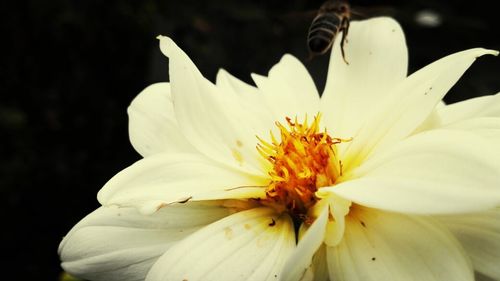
[59, 17, 500, 281]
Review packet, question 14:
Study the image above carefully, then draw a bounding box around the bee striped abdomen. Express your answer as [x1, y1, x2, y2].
[307, 13, 341, 55]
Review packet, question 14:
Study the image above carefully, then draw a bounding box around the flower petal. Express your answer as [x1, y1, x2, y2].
[328, 129, 500, 214]
[281, 204, 329, 281]
[215, 69, 275, 139]
[59, 203, 230, 281]
[97, 153, 268, 214]
[343, 48, 498, 169]
[251, 54, 320, 120]
[326, 207, 473, 281]
[437, 208, 500, 280]
[438, 93, 500, 125]
[323, 194, 351, 247]
[321, 17, 408, 138]
[311, 245, 329, 281]
[442, 117, 500, 143]
[158, 36, 268, 175]
[145, 207, 295, 281]
[418, 93, 500, 134]
[301, 244, 329, 281]
[128, 83, 196, 157]
[216, 68, 260, 97]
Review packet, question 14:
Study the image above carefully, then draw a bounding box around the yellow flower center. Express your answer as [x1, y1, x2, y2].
[257, 113, 347, 220]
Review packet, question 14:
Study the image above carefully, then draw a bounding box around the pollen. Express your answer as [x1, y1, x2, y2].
[257, 113, 347, 219]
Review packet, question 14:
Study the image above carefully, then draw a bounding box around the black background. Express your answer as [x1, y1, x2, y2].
[2, 0, 499, 279]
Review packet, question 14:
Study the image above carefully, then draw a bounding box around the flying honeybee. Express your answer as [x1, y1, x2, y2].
[307, 0, 351, 63]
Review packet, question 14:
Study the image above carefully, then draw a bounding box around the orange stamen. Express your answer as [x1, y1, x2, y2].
[258, 113, 349, 218]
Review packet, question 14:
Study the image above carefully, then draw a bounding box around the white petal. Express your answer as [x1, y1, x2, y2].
[145, 207, 295, 281]
[328, 129, 500, 214]
[215, 69, 275, 140]
[417, 93, 500, 134]
[438, 93, 500, 125]
[251, 54, 320, 120]
[216, 68, 260, 97]
[321, 17, 408, 138]
[342, 48, 498, 170]
[128, 83, 197, 157]
[97, 153, 268, 214]
[430, 94, 500, 145]
[323, 194, 351, 246]
[437, 208, 500, 280]
[59, 203, 230, 281]
[327, 207, 473, 281]
[411, 105, 443, 135]
[442, 117, 500, 143]
[302, 244, 329, 281]
[158, 36, 268, 175]
[281, 205, 329, 281]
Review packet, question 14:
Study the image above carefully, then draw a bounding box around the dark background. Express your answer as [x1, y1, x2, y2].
[2, 0, 499, 279]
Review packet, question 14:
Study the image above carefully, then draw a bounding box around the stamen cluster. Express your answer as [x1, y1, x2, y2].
[257, 114, 343, 218]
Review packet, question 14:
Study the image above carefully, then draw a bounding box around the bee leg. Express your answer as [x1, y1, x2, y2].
[306, 52, 315, 62]
[344, 17, 350, 43]
[339, 18, 350, 64]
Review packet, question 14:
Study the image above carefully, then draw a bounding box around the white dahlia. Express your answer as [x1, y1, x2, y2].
[59, 17, 500, 281]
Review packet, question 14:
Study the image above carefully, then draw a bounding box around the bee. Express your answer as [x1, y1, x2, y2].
[307, 0, 351, 63]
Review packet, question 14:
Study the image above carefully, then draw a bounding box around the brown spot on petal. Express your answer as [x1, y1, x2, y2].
[224, 227, 234, 240]
[244, 223, 252, 230]
[236, 140, 243, 147]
